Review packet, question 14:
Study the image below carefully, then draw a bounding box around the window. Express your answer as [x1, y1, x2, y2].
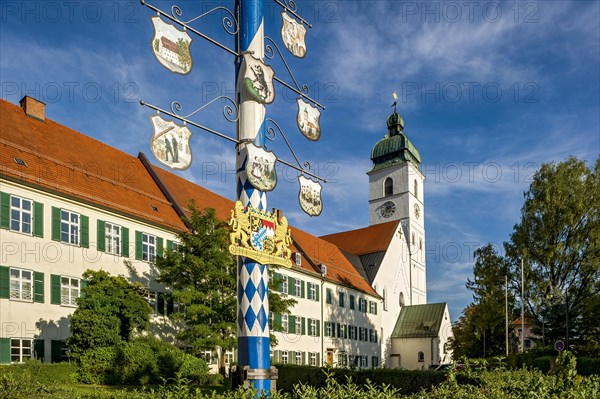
[340, 324, 347, 339]
[60, 276, 79, 306]
[369, 301, 377, 314]
[338, 292, 345, 307]
[105, 222, 121, 255]
[282, 314, 289, 333]
[281, 275, 288, 294]
[294, 279, 301, 297]
[225, 351, 234, 365]
[359, 298, 367, 312]
[295, 252, 301, 265]
[349, 325, 357, 340]
[414, 179, 418, 199]
[338, 353, 348, 367]
[10, 196, 32, 234]
[399, 292, 405, 307]
[418, 351, 425, 362]
[10, 268, 33, 301]
[308, 282, 316, 300]
[326, 288, 333, 304]
[361, 355, 368, 368]
[295, 316, 301, 334]
[369, 329, 377, 343]
[11, 339, 32, 363]
[309, 319, 317, 336]
[295, 351, 302, 365]
[281, 350, 289, 364]
[359, 327, 366, 341]
[201, 351, 212, 364]
[411, 233, 415, 246]
[383, 288, 387, 311]
[371, 356, 379, 368]
[61, 209, 79, 245]
[349, 295, 355, 310]
[310, 352, 317, 366]
[171, 241, 179, 252]
[419, 238, 423, 251]
[146, 290, 158, 314]
[384, 177, 393, 197]
[142, 233, 156, 262]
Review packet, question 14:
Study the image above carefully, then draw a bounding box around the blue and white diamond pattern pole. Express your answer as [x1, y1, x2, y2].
[235, 0, 271, 395]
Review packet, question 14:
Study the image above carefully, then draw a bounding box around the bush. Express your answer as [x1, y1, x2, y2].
[577, 356, 600, 376]
[77, 346, 117, 384]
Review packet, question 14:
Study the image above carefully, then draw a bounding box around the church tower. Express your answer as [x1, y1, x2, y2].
[368, 109, 426, 304]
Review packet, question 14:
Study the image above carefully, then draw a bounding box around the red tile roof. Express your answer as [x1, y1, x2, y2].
[0, 99, 186, 231]
[320, 220, 399, 256]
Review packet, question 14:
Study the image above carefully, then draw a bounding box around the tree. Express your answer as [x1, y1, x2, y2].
[451, 244, 516, 358]
[504, 156, 600, 350]
[67, 269, 152, 360]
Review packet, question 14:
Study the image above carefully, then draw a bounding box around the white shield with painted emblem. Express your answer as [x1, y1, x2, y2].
[281, 11, 307, 58]
[242, 53, 275, 104]
[150, 115, 193, 170]
[246, 143, 277, 192]
[298, 175, 323, 216]
[297, 98, 321, 141]
[151, 16, 192, 74]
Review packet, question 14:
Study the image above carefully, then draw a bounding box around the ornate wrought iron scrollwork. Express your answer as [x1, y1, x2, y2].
[170, 96, 238, 123]
[170, 5, 238, 35]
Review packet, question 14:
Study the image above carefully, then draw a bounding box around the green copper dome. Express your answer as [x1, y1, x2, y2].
[370, 111, 421, 172]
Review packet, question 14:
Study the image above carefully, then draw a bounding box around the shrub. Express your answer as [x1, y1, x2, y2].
[577, 356, 600, 376]
[77, 346, 117, 384]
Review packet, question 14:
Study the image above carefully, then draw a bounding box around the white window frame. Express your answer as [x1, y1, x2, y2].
[310, 352, 317, 366]
[281, 350, 288, 364]
[338, 352, 347, 367]
[10, 338, 32, 363]
[61, 209, 80, 245]
[105, 222, 121, 255]
[294, 279, 301, 297]
[349, 325, 356, 340]
[295, 316, 302, 334]
[281, 313, 289, 333]
[361, 355, 368, 368]
[340, 324, 347, 339]
[295, 252, 301, 265]
[369, 301, 376, 314]
[201, 351, 212, 364]
[225, 350, 234, 365]
[60, 276, 80, 306]
[309, 319, 317, 336]
[145, 290, 158, 315]
[281, 275, 288, 293]
[142, 233, 156, 262]
[325, 322, 332, 337]
[9, 267, 33, 301]
[308, 282, 316, 300]
[295, 351, 302, 365]
[359, 298, 367, 312]
[10, 195, 33, 234]
[359, 327, 366, 341]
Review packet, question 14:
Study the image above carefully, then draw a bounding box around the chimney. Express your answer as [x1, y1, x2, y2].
[19, 96, 46, 121]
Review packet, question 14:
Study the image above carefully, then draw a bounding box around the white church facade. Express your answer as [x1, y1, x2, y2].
[0, 97, 451, 370]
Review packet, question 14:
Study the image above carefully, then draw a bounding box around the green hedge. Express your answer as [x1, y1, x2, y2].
[275, 365, 448, 394]
[505, 352, 599, 376]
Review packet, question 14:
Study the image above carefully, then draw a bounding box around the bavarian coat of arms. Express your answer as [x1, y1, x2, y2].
[241, 52, 275, 104]
[151, 16, 192, 74]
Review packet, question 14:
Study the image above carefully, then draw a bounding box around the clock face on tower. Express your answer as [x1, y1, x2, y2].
[380, 201, 396, 218]
[414, 203, 421, 219]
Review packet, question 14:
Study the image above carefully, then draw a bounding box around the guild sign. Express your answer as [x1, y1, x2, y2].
[281, 11, 307, 58]
[228, 201, 293, 268]
[151, 16, 192, 74]
[298, 175, 323, 216]
[297, 98, 321, 141]
[149, 115, 193, 170]
[241, 52, 275, 104]
[245, 143, 277, 192]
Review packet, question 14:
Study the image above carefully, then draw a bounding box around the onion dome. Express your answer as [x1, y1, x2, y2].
[370, 111, 421, 172]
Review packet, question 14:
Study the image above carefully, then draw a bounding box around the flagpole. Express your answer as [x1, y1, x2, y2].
[235, 0, 271, 395]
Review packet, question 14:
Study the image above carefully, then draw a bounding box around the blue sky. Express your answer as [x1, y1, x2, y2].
[2, 0, 599, 321]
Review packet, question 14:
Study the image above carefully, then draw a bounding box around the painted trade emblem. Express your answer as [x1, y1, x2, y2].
[229, 201, 293, 268]
[281, 11, 307, 58]
[297, 98, 321, 141]
[241, 52, 275, 104]
[149, 115, 193, 170]
[151, 16, 192, 74]
[298, 175, 323, 216]
[245, 143, 277, 192]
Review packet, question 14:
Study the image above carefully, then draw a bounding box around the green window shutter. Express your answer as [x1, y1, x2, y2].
[0, 338, 10, 364]
[135, 231, 143, 260]
[51, 340, 63, 363]
[324, 322, 329, 337]
[315, 285, 319, 302]
[157, 292, 165, 316]
[274, 350, 280, 364]
[290, 351, 295, 364]
[34, 272, 44, 303]
[0, 192, 9, 230]
[97, 220, 106, 252]
[33, 202, 44, 237]
[157, 237, 164, 257]
[302, 351, 306, 365]
[167, 298, 174, 316]
[337, 323, 341, 338]
[274, 313, 282, 330]
[326, 288, 332, 304]
[0, 266, 9, 299]
[51, 274, 61, 305]
[316, 320, 320, 337]
[51, 207, 61, 241]
[301, 317, 306, 335]
[289, 315, 296, 334]
[317, 352, 320, 367]
[166, 240, 173, 251]
[339, 292, 345, 307]
[80, 215, 89, 248]
[34, 339, 45, 361]
[121, 227, 129, 257]
[80, 279, 88, 298]
[301, 281, 305, 298]
[288, 277, 295, 295]
[350, 295, 355, 310]
[273, 272, 282, 292]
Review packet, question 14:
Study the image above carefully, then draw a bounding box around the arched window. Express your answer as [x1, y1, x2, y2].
[414, 179, 418, 199]
[418, 351, 424, 362]
[383, 287, 388, 311]
[419, 238, 423, 251]
[384, 178, 393, 197]
[399, 292, 405, 307]
[411, 233, 415, 245]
